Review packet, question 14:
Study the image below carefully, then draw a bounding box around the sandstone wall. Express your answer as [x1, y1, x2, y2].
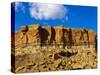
[11, 24, 96, 47]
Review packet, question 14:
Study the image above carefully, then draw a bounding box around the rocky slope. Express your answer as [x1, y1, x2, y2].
[11, 24, 97, 73]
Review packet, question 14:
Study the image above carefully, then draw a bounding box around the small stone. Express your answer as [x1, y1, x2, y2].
[53, 59, 62, 68]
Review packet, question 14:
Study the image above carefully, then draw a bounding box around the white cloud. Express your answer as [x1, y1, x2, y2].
[15, 2, 25, 13]
[29, 3, 68, 20]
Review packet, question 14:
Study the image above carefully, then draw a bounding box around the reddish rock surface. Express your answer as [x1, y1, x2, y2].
[11, 24, 96, 47]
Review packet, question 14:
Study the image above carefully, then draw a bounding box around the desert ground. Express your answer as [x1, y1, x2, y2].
[11, 43, 97, 73]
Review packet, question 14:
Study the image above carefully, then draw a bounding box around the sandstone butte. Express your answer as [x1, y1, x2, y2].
[11, 24, 97, 47]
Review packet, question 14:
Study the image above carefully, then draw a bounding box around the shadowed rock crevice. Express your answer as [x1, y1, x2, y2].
[41, 28, 49, 44]
[54, 51, 77, 60]
[50, 27, 56, 43]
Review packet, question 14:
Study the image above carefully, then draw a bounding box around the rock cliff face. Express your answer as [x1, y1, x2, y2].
[41, 26, 52, 43]
[12, 24, 96, 47]
[27, 24, 41, 44]
[11, 24, 97, 73]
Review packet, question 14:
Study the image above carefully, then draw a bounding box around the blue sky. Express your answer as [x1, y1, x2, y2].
[11, 2, 97, 32]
